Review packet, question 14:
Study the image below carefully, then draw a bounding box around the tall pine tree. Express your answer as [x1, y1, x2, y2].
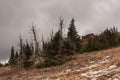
[67, 18, 81, 53]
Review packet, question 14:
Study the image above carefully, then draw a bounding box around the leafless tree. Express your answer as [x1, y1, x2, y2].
[31, 25, 41, 63]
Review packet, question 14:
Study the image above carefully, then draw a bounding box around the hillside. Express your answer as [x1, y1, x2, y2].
[0, 47, 120, 80]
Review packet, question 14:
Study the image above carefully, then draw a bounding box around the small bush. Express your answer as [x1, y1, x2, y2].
[0, 63, 3, 67]
[23, 61, 33, 68]
[36, 58, 65, 69]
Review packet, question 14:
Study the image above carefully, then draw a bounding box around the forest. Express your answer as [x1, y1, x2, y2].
[7, 18, 120, 68]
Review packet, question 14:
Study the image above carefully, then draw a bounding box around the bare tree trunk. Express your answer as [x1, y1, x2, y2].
[31, 25, 41, 63]
[19, 35, 23, 56]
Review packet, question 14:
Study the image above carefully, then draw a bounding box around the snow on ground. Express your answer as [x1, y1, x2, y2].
[51, 54, 120, 80]
[1, 47, 120, 80]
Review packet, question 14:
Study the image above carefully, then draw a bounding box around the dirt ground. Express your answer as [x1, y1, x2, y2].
[1, 47, 120, 80]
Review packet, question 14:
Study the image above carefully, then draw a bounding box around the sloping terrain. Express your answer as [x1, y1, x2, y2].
[1, 47, 120, 80]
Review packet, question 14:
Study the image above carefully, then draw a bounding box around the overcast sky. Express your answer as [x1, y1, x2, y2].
[0, 0, 120, 61]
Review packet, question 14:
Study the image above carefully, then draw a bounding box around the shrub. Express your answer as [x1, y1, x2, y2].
[36, 58, 65, 69]
[0, 63, 3, 67]
[23, 61, 33, 68]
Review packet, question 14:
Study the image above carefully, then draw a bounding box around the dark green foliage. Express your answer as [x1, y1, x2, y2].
[100, 27, 118, 47]
[15, 52, 19, 59]
[85, 27, 119, 52]
[67, 18, 81, 53]
[24, 41, 32, 58]
[9, 47, 19, 66]
[67, 19, 78, 41]
[42, 18, 64, 59]
[9, 46, 16, 66]
[22, 41, 33, 67]
[0, 63, 3, 67]
[62, 38, 75, 55]
[9, 17, 120, 69]
[14, 51, 19, 64]
[85, 37, 101, 52]
[36, 58, 65, 69]
[23, 61, 33, 68]
[43, 30, 63, 59]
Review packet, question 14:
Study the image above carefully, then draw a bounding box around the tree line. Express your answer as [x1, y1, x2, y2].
[8, 18, 120, 68]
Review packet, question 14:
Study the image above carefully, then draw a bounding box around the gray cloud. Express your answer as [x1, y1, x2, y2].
[0, 0, 120, 60]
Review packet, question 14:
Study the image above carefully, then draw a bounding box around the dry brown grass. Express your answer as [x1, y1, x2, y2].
[1, 47, 120, 80]
[97, 76, 107, 80]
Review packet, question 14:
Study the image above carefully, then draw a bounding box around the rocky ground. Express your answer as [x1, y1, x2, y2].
[1, 47, 120, 80]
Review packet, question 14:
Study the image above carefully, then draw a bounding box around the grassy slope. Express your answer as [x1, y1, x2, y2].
[1, 47, 120, 80]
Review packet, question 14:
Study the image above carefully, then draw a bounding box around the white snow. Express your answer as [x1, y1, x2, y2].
[64, 69, 72, 74]
[112, 78, 119, 80]
[99, 60, 109, 64]
[54, 55, 120, 80]
[81, 73, 87, 76]
[108, 65, 116, 70]
[89, 61, 94, 64]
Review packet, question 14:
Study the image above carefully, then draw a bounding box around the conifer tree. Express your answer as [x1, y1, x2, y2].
[22, 41, 33, 67]
[24, 41, 32, 58]
[15, 51, 19, 59]
[14, 51, 19, 64]
[67, 18, 81, 53]
[42, 18, 64, 58]
[67, 18, 78, 41]
[100, 27, 118, 48]
[9, 46, 16, 66]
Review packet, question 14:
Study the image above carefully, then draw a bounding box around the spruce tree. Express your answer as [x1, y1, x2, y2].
[100, 27, 118, 48]
[23, 41, 33, 67]
[67, 18, 81, 53]
[43, 18, 64, 58]
[9, 46, 16, 66]
[67, 18, 78, 41]
[14, 51, 19, 64]
[46, 30, 62, 58]
[15, 51, 19, 59]
[25, 41, 32, 58]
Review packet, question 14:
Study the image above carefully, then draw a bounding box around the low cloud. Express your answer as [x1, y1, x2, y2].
[0, 0, 120, 60]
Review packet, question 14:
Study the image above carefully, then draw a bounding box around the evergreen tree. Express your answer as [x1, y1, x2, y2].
[86, 27, 119, 52]
[42, 18, 64, 58]
[15, 51, 19, 59]
[45, 30, 62, 58]
[86, 37, 101, 52]
[68, 19, 78, 41]
[67, 18, 81, 53]
[100, 27, 118, 47]
[9, 46, 16, 66]
[22, 41, 33, 67]
[0, 63, 3, 67]
[14, 51, 19, 64]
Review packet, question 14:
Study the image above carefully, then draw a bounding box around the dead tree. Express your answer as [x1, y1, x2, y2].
[31, 25, 40, 62]
[17, 35, 24, 66]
